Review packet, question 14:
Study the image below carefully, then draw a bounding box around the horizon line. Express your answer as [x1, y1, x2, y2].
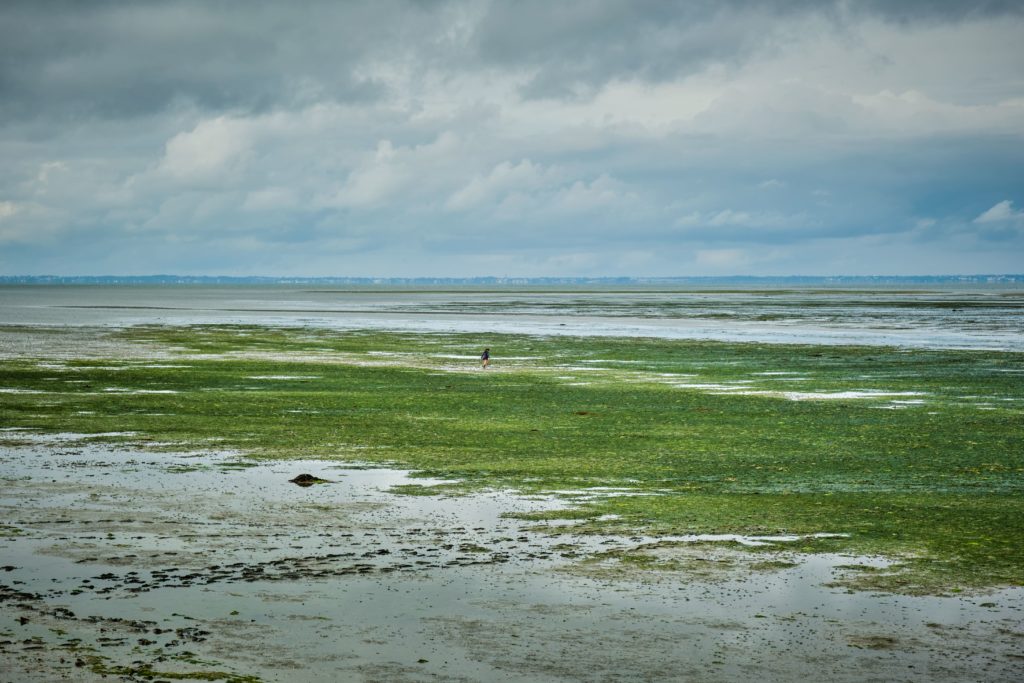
[3, 274, 1023, 282]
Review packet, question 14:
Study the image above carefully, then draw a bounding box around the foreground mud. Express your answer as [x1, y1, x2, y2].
[1, 434, 1022, 682]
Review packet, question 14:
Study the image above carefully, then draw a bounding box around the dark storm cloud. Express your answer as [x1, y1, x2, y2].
[468, 0, 1024, 98]
[5, 0, 1021, 123]
[0, 0, 450, 123]
[469, 1, 807, 97]
[853, 0, 1024, 24]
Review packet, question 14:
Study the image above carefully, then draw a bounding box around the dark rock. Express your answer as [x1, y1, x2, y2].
[289, 473, 330, 487]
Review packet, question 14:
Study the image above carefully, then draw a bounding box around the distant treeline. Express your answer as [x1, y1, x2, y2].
[2, 274, 1023, 286]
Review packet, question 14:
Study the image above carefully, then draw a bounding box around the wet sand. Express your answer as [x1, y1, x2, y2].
[3, 285, 1023, 350]
[2, 433, 1022, 682]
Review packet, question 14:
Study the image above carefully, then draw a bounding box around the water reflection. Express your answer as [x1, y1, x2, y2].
[1, 435, 1021, 681]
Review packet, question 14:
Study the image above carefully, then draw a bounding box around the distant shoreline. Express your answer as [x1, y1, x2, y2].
[2, 274, 1023, 287]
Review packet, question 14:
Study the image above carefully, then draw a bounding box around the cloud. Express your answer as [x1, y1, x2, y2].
[974, 200, 1024, 223]
[707, 209, 788, 228]
[446, 160, 639, 225]
[0, 1, 429, 123]
[241, 187, 298, 213]
[695, 248, 752, 269]
[5, 1, 1020, 126]
[673, 208, 813, 237]
[851, 1, 1024, 24]
[0, 201, 72, 246]
[446, 160, 638, 219]
[322, 132, 462, 209]
[157, 117, 253, 182]
[553, 174, 635, 213]
[1, 2, 1023, 276]
[35, 161, 69, 188]
[446, 159, 560, 211]
[468, 1, 1024, 100]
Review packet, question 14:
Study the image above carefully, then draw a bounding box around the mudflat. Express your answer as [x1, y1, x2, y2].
[1, 319, 1022, 681]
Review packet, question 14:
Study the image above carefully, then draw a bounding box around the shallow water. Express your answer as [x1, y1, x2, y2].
[2, 435, 1022, 682]
[3, 284, 1023, 350]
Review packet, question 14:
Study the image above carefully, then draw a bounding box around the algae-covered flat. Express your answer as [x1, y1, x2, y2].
[1, 323, 1022, 592]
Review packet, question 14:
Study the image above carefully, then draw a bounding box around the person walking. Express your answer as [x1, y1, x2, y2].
[480, 347, 490, 369]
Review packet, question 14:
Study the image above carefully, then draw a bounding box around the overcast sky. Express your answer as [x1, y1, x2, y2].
[1, 0, 1022, 277]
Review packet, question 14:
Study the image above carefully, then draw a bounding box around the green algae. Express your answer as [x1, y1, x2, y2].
[750, 559, 800, 571]
[1, 324, 1022, 592]
[83, 653, 262, 683]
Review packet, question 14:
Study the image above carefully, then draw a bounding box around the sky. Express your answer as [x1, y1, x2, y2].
[1, 0, 1023, 278]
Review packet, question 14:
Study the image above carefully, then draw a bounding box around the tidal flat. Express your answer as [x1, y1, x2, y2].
[1, 312, 1023, 681]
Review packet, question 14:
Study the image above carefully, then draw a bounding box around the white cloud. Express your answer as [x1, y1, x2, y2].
[334, 139, 405, 208]
[324, 132, 461, 209]
[552, 174, 635, 214]
[708, 209, 754, 226]
[0, 201, 71, 246]
[35, 161, 68, 188]
[695, 248, 751, 269]
[447, 160, 637, 221]
[974, 200, 1024, 223]
[445, 159, 560, 211]
[157, 117, 253, 181]
[675, 212, 701, 227]
[241, 187, 298, 212]
[852, 88, 1024, 136]
[503, 76, 724, 136]
[683, 15, 1024, 142]
[707, 209, 793, 229]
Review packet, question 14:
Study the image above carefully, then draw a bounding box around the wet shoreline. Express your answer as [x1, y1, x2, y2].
[3, 285, 1024, 351]
[2, 434, 1022, 681]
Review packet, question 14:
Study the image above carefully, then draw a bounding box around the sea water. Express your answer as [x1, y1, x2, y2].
[2, 283, 1023, 350]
